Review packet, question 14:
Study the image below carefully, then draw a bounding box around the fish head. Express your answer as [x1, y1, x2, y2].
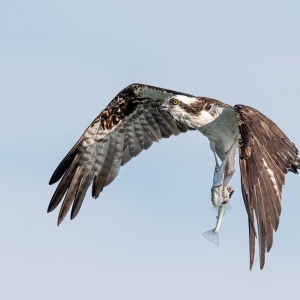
[212, 152, 226, 187]
[213, 165, 224, 187]
[211, 153, 227, 206]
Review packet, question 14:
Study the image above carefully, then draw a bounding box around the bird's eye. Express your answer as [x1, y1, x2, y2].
[173, 99, 179, 105]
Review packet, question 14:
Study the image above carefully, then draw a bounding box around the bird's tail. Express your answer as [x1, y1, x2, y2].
[290, 158, 300, 174]
[202, 229, 219, 246]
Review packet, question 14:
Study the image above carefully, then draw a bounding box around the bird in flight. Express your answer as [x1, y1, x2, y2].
[48, 83, 300, 270]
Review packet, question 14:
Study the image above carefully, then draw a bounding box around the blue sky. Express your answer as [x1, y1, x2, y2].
[1, 1, 300, 299]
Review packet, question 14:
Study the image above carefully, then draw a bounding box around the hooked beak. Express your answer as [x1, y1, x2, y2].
[159, 102, 168, 111]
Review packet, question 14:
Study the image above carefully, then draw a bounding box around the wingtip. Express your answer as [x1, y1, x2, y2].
[49, 176, 56, 185]
[47, 202, 56, 213]
[47, 203, 54, 213]
[249, 256, 254, 271]
[57, 217, 64, 226]
[70, 210, 78, 220]
[49, 167, 67, 185]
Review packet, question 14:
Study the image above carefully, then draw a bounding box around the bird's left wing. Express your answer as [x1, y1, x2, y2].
[48, 84, 194, 224]
[234, 105, 299, 270]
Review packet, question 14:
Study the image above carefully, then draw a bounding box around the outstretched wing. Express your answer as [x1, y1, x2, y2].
[48, 83, 194, 225]
[234, 105, 299, 270]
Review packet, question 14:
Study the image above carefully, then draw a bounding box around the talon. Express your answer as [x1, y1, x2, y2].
[227, 186, 235, 198]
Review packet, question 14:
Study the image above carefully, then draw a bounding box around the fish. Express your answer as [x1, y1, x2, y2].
[203, 141, 236, 246]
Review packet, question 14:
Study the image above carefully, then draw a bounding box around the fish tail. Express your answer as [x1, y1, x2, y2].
[202, 229, 219, 246]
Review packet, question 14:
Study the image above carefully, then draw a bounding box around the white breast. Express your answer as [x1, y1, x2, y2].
[196, 106, 239, 156]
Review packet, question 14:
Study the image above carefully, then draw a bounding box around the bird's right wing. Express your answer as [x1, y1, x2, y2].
[48, 84, 194, 224]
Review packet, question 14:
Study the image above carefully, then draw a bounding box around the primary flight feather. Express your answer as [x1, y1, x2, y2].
[48, 83, 300, 270]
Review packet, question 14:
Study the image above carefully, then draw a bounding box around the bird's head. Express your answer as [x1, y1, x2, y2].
[159, 95, 201, 127]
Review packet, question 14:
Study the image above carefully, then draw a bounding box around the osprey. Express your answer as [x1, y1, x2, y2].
[48, 83, 300, 270]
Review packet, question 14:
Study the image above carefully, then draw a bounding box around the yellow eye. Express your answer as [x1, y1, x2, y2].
[173, 99, 179, 105]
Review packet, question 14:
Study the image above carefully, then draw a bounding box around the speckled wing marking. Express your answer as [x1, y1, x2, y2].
[48, 83, 194, 225]
[234, 105, 300, 270]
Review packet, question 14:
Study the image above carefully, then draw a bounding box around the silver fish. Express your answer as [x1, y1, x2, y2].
[203, 140, 237, 245]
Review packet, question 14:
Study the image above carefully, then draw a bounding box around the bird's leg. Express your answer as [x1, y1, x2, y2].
[221, 170, 235, 204]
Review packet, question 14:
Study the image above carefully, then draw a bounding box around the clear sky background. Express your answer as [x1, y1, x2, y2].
[1, 1, 300, 299]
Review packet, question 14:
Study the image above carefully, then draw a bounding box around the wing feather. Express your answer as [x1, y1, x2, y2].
[48, 155, 80, 212]
[133, 120, 145, 149]
[143, 110, 163, 140]
[104, 132, 124, 187]
[134, 117, 153, 149]
[139, 114, 160, 142]
[49, 140, 82, 185]
[92, 134, 116, 196]
[235, 105, 299, 269]
[121, 144, 132, 166]
[58, 167, 83, 224]
[149, 115, 172, 138]
[71, 173, 94, 220]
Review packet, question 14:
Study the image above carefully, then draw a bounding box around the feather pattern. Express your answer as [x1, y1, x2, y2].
[234, 105, 299, 270]
[48, 84, 194, 224]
